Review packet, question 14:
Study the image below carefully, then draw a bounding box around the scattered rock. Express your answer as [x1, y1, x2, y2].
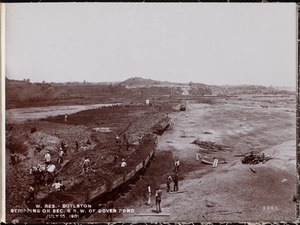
[30, 127, 37, 133]
[293, 195, 297, 202]
[205, 200, 215, 207]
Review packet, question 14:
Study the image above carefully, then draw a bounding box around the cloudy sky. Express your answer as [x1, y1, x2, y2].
[5, 3, 297, 86]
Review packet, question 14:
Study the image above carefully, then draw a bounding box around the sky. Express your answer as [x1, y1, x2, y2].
[5, 3, 297, 87]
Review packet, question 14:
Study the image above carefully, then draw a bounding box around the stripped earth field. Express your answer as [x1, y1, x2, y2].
[119, 94, 296, 222]
[5, 94, 297, 223]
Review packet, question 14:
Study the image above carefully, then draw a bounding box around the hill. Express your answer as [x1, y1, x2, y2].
[5, 77, 294, 109]
[121, 77, 172, 87]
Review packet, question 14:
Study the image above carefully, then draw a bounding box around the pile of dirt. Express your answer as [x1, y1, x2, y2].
[151, 116, 170, 135]
[192, 139, 228, 151]
[241, 151, 273, 165]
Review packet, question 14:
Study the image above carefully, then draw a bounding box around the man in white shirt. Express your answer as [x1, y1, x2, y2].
[57, 148, 64, 165]
[52, 180, 63, 191]
[174, 158, 180, 172]
[44, 151, 51, 166]
[121, 159, 127, 168]
[83, 157, 91, 173]
[147, 184, 151, 205]
[166, 175, 173, 193]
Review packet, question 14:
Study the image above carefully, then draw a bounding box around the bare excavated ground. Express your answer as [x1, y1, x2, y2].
[5, 103, 174, 222]
[120, 94, 296, 222]
[5, 94, 296, 223]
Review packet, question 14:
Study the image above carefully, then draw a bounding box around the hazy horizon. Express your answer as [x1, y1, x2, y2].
[6, 76, 295, 89]
[5, 3, 297, 87]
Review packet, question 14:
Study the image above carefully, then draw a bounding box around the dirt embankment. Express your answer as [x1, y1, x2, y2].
[6, 103, 176, 222]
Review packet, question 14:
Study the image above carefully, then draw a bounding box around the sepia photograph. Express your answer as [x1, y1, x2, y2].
[4, 2, 298, 223]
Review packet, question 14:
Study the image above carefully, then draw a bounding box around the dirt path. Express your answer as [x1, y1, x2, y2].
[121, 96, 296, 222]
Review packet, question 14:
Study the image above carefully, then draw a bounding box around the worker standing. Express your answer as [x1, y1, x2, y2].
[115, 135, 121, 151]
[155, 186, 162, 213]
[26, 186, 35, 204]
[61, 141, 68, 156]
[59, 180, 65, 191]
[139, 135, 143, 145]
[10, 151, 16, 166]
[174, 158, 180, 172]
[57, 148, 64, 165]
[44, 151, 51, 166]
[83, 157, 91, 173]
[173, 173, 179, 192]
[166, 175, 172, 193]
[75, 140, 79, 151]
[106, 200, 114, 222]
[147, 184, 151, 205]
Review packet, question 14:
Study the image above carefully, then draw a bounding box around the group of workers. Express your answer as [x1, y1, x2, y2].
[166, 158, 180, 193]
[115, 134, 131, 151]
[25, 130, 175, 218]
[112, 134, 145, 169]
[42, 138, 90, 169]
[146, 184, 163, 213]
[25, 139, 82, 205]
[26, 179, 65, 206]
[42, 141, 69, 167]
[145, 158, 180, 214]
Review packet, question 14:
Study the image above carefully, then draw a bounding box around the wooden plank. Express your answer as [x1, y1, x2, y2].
[212, 159, 218, 168]
[196, 153, 202, 161]
[250, 167, 257, 173]
[111, 176, 123, 190]
[124, 169, 135, 182]
[149, 149, 154, 157]
[202, 159, 213, 165]
[135, 162, 143, 172]
[234, 154, 245, 157]
[202, 159, 226, 165]
[90, 183, 107, 199]
[144, 155, 150, 167]
[134, 214, 170, 217]
[169, 190, 187, 194]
